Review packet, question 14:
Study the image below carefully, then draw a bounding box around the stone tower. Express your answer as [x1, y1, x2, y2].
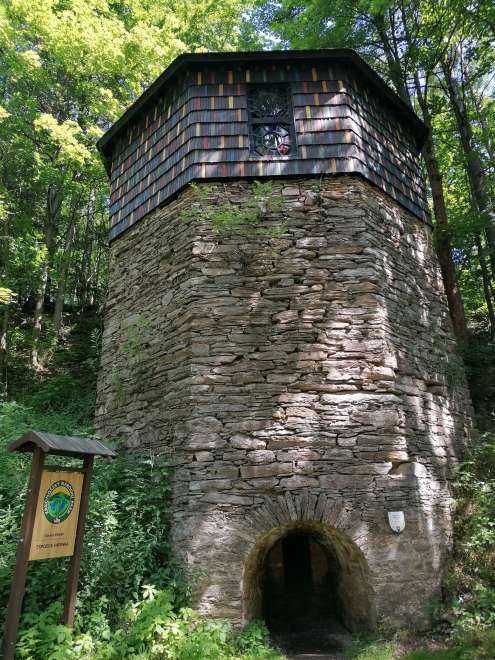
[96, 50, 474, 634]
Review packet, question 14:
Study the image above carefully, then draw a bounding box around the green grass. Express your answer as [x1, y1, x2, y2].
[406, 650, 465, 659]
[346, 637, 400, 660]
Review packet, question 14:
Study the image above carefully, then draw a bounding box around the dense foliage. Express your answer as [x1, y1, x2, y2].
[444, 435, 495, 647]
[0, 320, 282, 658]
[0, 0, 253, 374]
[0, 326, 171, 621]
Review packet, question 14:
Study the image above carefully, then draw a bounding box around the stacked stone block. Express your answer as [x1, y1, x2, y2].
[96, 176, 474, 630]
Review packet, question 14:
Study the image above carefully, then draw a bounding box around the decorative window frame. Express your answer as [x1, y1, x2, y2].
[247, 84, 297, 158]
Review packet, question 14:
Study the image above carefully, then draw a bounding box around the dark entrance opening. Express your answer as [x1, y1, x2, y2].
[262, 532, 348, 654]
[244, 522, 375, 653]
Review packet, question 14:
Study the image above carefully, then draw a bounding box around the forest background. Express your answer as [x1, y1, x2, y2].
[0, 0, 494, 658]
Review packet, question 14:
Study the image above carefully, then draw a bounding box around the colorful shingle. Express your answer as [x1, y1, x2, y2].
[98, 51, 430, 241]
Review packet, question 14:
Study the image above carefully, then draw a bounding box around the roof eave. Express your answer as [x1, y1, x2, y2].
[97, 48, 428, 158]
[8, 430, 117, 458]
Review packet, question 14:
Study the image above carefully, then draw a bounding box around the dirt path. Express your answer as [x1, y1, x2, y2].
[285, 654, 345, 660]
[270, 625, 352, 659]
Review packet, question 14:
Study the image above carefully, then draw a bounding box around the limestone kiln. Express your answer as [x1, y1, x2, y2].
[96, 50, 474, 635]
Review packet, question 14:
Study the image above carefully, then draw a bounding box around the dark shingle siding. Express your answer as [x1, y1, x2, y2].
[106, 60, 430, 241]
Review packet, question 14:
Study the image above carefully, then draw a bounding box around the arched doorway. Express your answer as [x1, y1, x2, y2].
[243, 521, 375, 653]
[263, 531, 341, 633]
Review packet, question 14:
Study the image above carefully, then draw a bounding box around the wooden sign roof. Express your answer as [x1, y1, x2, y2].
[9, 431, 116, 458]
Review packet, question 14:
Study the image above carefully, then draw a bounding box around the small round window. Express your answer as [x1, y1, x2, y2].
[253, 124, 293, 156]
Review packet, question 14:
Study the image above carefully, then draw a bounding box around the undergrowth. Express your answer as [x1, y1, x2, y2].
[0, 316, 282, 658]
[440, 432, 495, 657]
[346, 430, 495, 660]
[15, 597, 281, 659]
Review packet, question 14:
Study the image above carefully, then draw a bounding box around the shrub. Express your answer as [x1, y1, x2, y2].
[0, 394, 178, 630]
[440, 433, 495, 657]
[15, 588, 283, 659]
[0, 388, 280, 659]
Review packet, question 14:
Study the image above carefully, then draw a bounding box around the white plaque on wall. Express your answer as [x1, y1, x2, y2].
[388, 511, 405, 534]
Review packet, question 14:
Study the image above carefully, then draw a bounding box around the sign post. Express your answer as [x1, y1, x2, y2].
[63, 455, 93, 626]
[1, 431, 115, 660]
[1, 446, 45, 660]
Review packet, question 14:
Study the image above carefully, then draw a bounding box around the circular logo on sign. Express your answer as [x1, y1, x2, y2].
[43, 480, 75, 524]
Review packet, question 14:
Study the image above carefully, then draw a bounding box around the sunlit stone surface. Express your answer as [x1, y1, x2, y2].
[96, 176, 474, 631]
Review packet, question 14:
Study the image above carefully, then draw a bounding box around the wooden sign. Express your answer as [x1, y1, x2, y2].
[2, 431, 116, 660]
[29, 470, 84, 561]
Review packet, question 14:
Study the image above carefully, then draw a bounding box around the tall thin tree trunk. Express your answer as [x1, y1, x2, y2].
[471, 89, 495, 164]
[424, 138, 470, 342]
[414, 73, 469, 343]
[31, 186, 61, 369]
[475, 234, 495, 336]
[442, 57, 495, 277]
[53, 202, 79, 337]
[78, 189, 95, 310]
[92, 236, 103, 306]
[0, 207, 10, 387]
[31, 258, 50, 370]
[373, 12, 412, 105]
[0, 306, 8, 389]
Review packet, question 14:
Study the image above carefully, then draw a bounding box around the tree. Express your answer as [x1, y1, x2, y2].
[250, 0, 495, 340]
[0, 0, 250, 371]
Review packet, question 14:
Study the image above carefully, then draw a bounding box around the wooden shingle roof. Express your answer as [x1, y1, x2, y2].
[9, 431, 116, 458]
[98, 49, 430, 241]
[98, 49, 427, 156]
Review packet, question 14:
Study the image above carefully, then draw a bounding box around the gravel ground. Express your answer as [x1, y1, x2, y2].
[269, 619, 352, 659]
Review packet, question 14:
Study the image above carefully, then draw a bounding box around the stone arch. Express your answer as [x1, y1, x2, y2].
[242, 519, 376, 633]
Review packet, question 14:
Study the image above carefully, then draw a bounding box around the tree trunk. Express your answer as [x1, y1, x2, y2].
[92, 237, 104, 308]
[475, 234, 495, 336]
[31, 187, 61, 369]
[414, 73, 469, 343]
[77, 189, 95, 310]
[0, 306, 8, 390]
[53, 203, 79, 337]
[372, 12, 412, 105]
[31, 258, 50, 370]
[424, 139, 470, 342]
[0, 206, 10, 388]
[471, 89, 495, 165]
[442, 57, 495, 277]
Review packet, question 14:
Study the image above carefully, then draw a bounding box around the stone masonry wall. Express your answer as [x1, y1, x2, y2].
[96, 175, 474, 631]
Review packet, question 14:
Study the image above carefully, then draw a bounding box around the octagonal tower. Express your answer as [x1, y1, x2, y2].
[96, 50, 474, 635]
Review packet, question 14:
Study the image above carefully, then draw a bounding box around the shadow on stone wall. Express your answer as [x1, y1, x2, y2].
[176, 178, 473, 629]
[97, 176, 474, 631]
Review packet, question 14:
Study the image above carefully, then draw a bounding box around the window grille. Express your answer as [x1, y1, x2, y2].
[247, 86, 296, 157]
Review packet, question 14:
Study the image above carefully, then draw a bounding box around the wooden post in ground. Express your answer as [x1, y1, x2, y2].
[2, 430, 115, 658]
[63, 455, 94, 625]
[1, 447, 45, 660]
